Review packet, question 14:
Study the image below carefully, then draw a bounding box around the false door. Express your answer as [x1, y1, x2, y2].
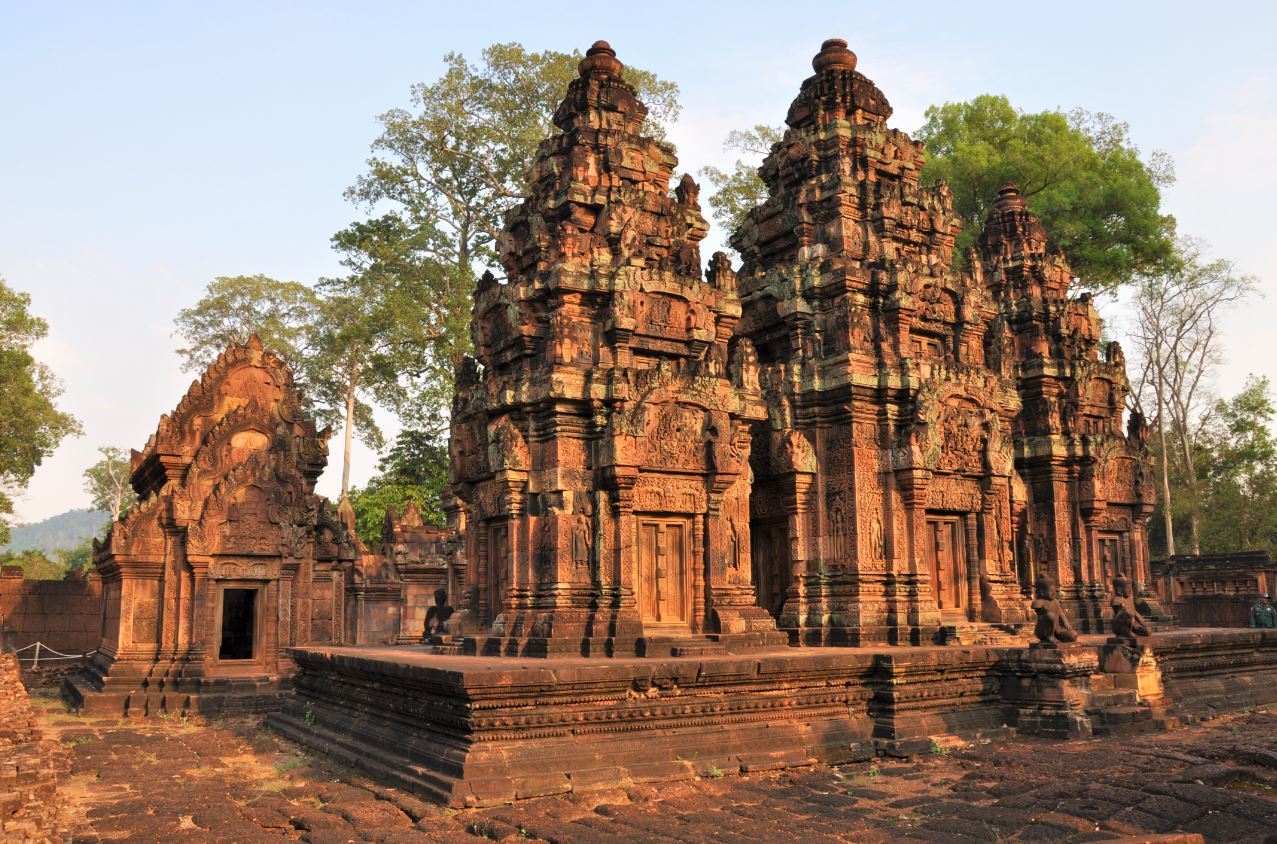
[925, 515, 966, 614]
[637, 518, 691, 627]
[486, 521, 510, 623]
[751, 520, 790, 619]
[1098, 533, 1122, 587]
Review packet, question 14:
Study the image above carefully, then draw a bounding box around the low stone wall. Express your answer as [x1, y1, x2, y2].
[0, 568, 102, 654]
[0, 652, 68, 841]
[1150, 627, 1277, 715]
[1168, 596, 1255, 628]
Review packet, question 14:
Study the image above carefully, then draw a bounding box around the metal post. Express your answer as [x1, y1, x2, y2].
[32, 641, 40, 669]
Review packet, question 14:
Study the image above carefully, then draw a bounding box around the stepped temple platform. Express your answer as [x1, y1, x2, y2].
[268, 628, 1277, 807]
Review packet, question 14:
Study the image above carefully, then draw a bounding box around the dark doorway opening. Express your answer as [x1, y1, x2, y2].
[219, 588, 257, 660]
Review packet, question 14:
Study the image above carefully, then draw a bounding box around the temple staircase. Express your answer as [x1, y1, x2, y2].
[637, 635, 730, 658]
[1085, 672, 1184, 736]
[421, 635, 466, 656]
[939, 620, 1030, 647]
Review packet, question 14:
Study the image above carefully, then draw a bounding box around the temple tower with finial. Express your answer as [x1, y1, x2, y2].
[736, 39, 1030, 645]
[447, 41, 780, 656]
[979, 183, 1158, 626]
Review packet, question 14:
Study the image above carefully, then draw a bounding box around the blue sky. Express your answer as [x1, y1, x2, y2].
[3, 1, 1275, 522]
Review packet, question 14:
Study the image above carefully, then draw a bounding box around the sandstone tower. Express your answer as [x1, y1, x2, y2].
[447, 42, 781, 656]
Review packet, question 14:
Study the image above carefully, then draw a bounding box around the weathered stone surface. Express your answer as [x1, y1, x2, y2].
[63, 336, 359, 716]
[0, 653, 68, 841]
[447, 41, 779, 656]
[169, 688, 1272, 841]
[735, 41, 1155, 646]
[1152, 551, 1277, 627]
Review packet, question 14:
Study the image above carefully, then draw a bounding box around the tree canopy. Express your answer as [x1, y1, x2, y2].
[700, 125, 783, 245]
[347, 428, 449, 547]
[332, 43, 682, 433]
[1130, 238, 1258, 554]
[83, 446, 138, 523]
[346, 42, 681, 271]
[0, 277, 81, 544]
[173, 274, 322, 375]
[1147, 376, 1277, 558]
[916, 95, 1177, 290]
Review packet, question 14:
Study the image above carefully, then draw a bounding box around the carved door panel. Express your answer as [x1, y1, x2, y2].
[638, 518, 690, 626]
[487, 522, 510, 622]
[751, 521, 790, 619]
[1098, 534, 1121, 587]
[926, 516, 965, 613]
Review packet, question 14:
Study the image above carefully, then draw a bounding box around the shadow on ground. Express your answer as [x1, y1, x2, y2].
[27, 689, 1277, 843]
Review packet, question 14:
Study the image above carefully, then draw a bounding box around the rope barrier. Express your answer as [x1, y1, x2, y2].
[10, 642, 95, 667]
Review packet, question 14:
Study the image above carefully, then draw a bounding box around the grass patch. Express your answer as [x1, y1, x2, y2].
[62, 735, 95, 747]
[273, 754, 307, 775]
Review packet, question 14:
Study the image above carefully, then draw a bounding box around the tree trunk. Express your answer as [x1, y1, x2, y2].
[341, 366, 357, 497]
[1156, 401, 1176, 557]
[1174, 423, 1202, 554]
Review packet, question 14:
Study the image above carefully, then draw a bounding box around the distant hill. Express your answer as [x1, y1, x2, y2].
[2, 509, 110, 555]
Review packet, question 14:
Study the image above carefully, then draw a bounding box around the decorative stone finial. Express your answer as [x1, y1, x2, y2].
[579, 40, 623, 78]
[812, 38, 857, 73]
[994, 182, 1027, 210]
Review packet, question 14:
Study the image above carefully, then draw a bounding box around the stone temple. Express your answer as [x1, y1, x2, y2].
[448, 40, 781, 656]
[65, 337, 359, 714]
[735, 39, 1156, 644]
[60, 38, 1277, 809]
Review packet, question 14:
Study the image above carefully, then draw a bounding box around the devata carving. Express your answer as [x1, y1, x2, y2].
[447, 42, 780, 656]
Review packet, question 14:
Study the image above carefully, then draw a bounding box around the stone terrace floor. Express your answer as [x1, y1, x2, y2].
[28, 689, 1277, 843]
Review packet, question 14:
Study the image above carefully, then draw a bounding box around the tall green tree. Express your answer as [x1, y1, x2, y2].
[699, 124, 784, 245]
[346, 42, 681, 270]
[916, 96, 1177, 290]
[340, 43, 681, 429]
[1130, 239, 1257, 555]
[82, 446, 137, 523]
[348, 428, 449, 547]
[173, 274, 322, 375]
[0, 277, 81, 544]
[1147, 377, 1277, 558]
[309, 271, 443, 495]
[1196, 377, 1277, 554]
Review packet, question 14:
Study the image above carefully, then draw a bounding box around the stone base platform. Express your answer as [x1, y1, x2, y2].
[268, 628, 1277, 807]
[267, 642, 1014, 807]
[62, 653, 288, 717]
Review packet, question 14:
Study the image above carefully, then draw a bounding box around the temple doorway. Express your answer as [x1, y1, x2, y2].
[925, 515, 966, 616]
[637, 517, 691, 627]
[751, 520, 790, 619]
[486, 522, 510, 623]
[218, 587, 258, 660]
[1098, 533, 1122, 586]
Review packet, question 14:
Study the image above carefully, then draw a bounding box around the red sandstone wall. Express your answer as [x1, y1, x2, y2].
[0, 569, 103, 654]
[0, 652, 69, 839]
[1170, 598, 1254, 628]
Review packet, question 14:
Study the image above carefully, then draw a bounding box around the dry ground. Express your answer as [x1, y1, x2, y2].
[26, 690, 1277, 843]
